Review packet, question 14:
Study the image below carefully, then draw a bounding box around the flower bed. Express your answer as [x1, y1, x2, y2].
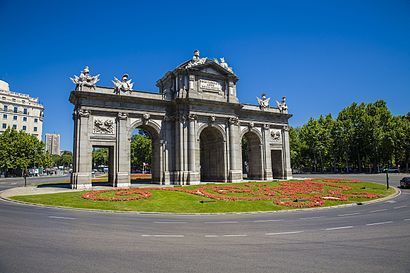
[81, 178, 382, 208]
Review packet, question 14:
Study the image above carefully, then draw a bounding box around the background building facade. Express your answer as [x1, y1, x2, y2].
[0, 80, 44, 140]
[45, 133, 61, 155]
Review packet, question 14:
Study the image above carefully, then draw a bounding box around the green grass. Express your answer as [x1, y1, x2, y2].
[12, 180, 395, 213]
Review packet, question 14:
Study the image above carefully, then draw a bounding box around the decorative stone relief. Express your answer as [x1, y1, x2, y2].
[70, 66, 100, 90]
[271, 130, 281, 142]
[257, 93, 270, 109]
[93, 117, 115, 135]
[209, 116, 216, 123]
[248, 122, 255, 129]
[113, 74, 134, 94]
[276, 96, 288, 113]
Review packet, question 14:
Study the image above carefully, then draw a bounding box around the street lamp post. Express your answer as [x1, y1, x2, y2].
[385, 165, 390, 190]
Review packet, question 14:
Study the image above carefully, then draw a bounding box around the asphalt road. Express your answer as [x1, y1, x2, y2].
[0, 174, 409, 273]
[0, 175, 69, 191]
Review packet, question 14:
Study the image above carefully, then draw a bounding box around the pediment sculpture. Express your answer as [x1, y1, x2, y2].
[276, 96, 288, 112]
[257, 93, 270, 109]
[70, 66, 100, 90]
[113, 74, 134, 94]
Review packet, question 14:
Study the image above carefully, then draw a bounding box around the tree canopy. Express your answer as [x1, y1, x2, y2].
[290, 101, 409, 173]
[0, 128, 51, 175]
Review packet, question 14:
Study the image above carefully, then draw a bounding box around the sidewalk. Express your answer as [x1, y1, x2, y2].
[0, 183, 174, 199]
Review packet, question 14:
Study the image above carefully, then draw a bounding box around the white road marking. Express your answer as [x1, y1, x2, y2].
[253, 219, 283, 223]
[385, 200, 396, 203]
[324, 226, 353, 231]
[205, 235, 219, 238]
[366, 221, 393, 226]
[48, 216, 76, 220]
[403, 219, 410, 221]
[338, 212, 360, 217]
[393, 206, 407, 209]
[154, 221, 187, 224]
[369, 209, 388, 213]
[205, 221, 238, 224]
[265, 231, 304, 236]
[141, 235, 184, 238]
[223, 234, 248, 237]
[299, 216, 323, 220]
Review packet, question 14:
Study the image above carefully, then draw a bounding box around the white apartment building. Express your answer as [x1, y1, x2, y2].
[0, 80, 44, 140]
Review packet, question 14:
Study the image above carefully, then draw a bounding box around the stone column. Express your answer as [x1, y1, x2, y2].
[262, 124, 273, 180]
[71, 109, 92, 189]
[161, 116, 171, 185]
[228, 117, 242, 182]
[115, 112, 131, 187]
[282, 125, 293, 179]
[187, 114, 200, 184]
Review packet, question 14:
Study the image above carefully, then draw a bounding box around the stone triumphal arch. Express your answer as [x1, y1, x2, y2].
[69, 51, 292, 189]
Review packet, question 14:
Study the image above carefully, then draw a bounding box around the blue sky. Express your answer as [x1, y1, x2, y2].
[1, 0, 409, 151]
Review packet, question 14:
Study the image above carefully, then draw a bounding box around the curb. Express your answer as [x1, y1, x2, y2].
[0, 185, 401, 216]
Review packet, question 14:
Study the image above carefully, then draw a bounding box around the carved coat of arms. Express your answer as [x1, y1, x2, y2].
[93, 119, 115, 134]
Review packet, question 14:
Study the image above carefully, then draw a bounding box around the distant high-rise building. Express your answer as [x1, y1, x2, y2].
[0, 80, 44, 140]
[45, 133, 60, 155]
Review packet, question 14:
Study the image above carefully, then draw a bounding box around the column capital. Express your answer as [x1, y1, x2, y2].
[228, 116, 239, 125]
[188, 114, 197, 121]
[77, 109, 90, 118]
[117, 112, 128, 120]
[283, 125, 289, 131]
[263, 124, 270, 130]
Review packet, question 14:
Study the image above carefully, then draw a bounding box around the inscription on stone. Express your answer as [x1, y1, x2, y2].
[199, 79, 222, 92]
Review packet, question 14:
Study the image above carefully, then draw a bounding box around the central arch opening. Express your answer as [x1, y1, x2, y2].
[130, 125, 160, 184]
[241, 131, 263, 180]
[199, 126, 225, 182]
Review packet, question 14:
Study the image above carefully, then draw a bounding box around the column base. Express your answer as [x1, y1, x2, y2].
[187, 171, 200, 185]
[228, 170, 243, 182]
[71, 172, 92, 189]
[162, 171, 171, 185]
[264, 169, 273, 181]
[284, 168, 293, 180]
[115, 172, 130, 188]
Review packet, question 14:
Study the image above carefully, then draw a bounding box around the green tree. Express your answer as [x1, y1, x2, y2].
[92, 148, 108, 168]
[130, 133, 152, 171]
[0, 128, 47, 176]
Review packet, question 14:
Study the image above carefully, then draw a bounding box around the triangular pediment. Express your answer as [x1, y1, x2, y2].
[188, 59, 237, 78]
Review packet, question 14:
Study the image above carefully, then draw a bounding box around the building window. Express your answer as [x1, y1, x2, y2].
[34, 127, 38, 132]
[23, 108, 27, 114]
[12, 98, 16, 102]
[22, 125, 26, 131]
[23, 117, 27, 122]
[12, 124, 16, 129]
[1, 96, 6, 100]
[2, 123, 6, 129]
[3, 114, 7, 119]
[22, 100, 25, 103]
[34, 118, 38, 123]
[3, 105, 7, 111]
[13, 106, 18, 113]
[13, 115, 17, 120]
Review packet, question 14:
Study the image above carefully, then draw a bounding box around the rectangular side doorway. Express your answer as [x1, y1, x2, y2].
[92, 146, 115, 187]
[271, 149, 283, 179]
